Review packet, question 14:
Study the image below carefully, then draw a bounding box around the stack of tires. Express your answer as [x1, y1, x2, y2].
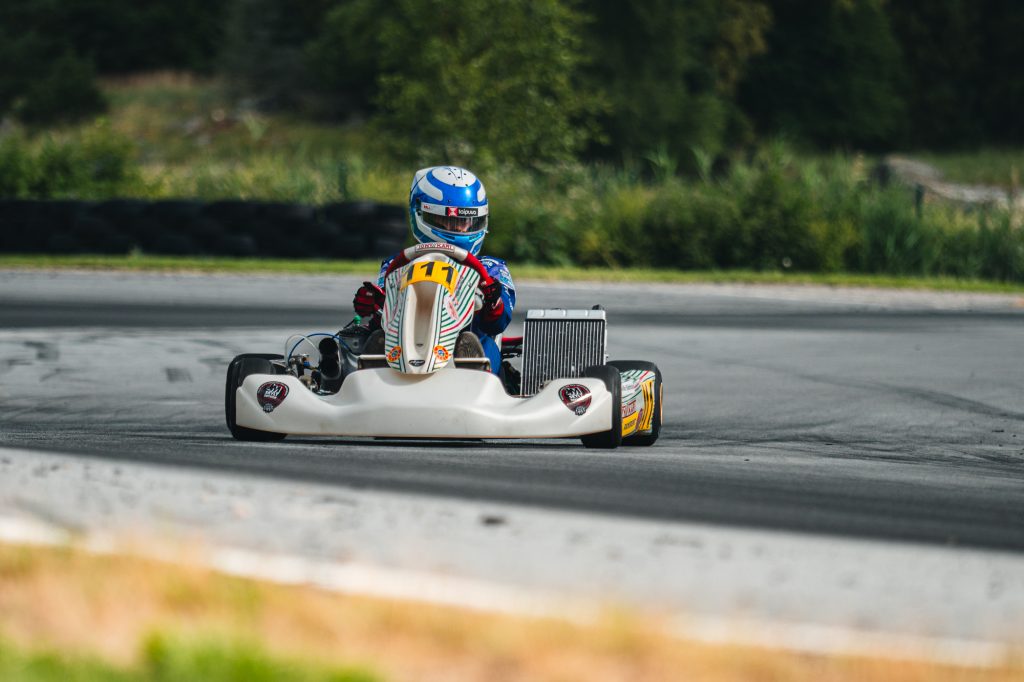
[0, 199, 409, 259]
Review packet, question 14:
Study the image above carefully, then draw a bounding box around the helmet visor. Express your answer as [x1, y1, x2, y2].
[420, 203, 488, 234]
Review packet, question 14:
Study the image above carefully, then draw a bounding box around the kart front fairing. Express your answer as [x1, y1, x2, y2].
[234, 366, 614, 439]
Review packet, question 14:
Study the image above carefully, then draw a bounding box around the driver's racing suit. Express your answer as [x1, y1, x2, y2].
[376, 253, 515, 375]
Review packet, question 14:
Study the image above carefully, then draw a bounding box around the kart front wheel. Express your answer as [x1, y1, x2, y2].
[225, 353, 287, 442]
[609, 360, 662, 447]
[580, 365, 623, 450]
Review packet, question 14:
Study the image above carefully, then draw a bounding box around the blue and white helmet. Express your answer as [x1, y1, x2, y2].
[409, 166, 488, 256]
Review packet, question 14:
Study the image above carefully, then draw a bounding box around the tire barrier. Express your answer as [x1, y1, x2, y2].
[0, 199, 410, 259]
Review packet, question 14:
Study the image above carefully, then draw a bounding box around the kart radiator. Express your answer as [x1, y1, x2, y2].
[520, 309, 607, 396]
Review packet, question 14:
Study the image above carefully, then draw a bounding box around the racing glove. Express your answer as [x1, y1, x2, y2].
[353, 281, 385, 317]
[479, 279, 505, 322]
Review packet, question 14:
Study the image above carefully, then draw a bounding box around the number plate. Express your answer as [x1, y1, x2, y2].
[400, 261, 459, 297]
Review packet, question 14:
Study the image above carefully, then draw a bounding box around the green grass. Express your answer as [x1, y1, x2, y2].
[912, 148, 1024, 189]
[3, 254, 1023, 294]
[0, 635, 380, 682]
[102, 74, 380, 167]
[91, 74, 402, 203]
[0, 254, 383, 274]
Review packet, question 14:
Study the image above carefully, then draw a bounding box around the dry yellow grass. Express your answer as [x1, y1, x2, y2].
[0, 541, 1019, 682]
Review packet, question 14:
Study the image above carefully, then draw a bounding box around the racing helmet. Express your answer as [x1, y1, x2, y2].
[409, 166, 488, 255]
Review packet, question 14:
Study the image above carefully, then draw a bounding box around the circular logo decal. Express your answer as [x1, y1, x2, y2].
[386, 346, 402, 362]
[434, 345, 450, 362]
[257, 381, 289, 413]
[558, 384, 592, 416]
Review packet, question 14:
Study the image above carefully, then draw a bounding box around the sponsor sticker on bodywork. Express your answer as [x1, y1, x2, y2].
[401, 260, 459, 296]
[621, 399, 637, 418]
[434, 345, 450, 362]
[558, 384, 592, 416]
[413, 240, 456, 254]
[257, 381, 289, 413]
[387, 346, 402, 362]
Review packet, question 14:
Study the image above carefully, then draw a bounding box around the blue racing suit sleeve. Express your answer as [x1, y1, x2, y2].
[472, 256, 515, 337]
[375, 256, 395, 288]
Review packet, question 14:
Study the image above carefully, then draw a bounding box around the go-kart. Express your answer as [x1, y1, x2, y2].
[225, 242, 662, 448]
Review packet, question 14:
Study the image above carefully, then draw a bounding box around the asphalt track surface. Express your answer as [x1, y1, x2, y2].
[2, 271, 1023, 553]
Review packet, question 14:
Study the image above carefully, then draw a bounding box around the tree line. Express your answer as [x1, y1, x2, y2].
[2, 0, 1022, 165]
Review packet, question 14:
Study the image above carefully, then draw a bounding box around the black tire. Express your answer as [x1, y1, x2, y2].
[580, 365, 623, 449]
[608, 361, 663, 447]
[225, 353, 287, 441]
[322, 200, 378, 226]
[212, 233, 258, 257]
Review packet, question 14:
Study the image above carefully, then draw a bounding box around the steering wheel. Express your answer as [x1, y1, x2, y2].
[382, 242, 495, 289]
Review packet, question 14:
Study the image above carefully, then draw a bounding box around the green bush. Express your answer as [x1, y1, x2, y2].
[0, 123, 142, 198]
[317, 0, 599, 168]
[479, 146, 1024, 284]
[3, 126, 1022, 284]
[584, 0, 771, 164]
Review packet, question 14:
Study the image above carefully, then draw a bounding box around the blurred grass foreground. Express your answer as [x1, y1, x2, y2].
[1, 542, 1021, 682]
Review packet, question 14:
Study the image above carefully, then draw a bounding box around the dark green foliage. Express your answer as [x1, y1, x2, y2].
[583, 0, 771, 166]
[0, 0, 225, 125]
[221, 0, 1024, 152]
[305, 1, 382, 119]
[221, 0, 333, 111]
[975, 0, 1024, 145]
[12, 50, 106, 126]
[314, 0, 599, 167]
[740, 0, 908, 149]
[887, 0, 983, 147]
[54, 0, 226, 74]
[888, 0, 1024, 147]
[0, 1, 106, 125]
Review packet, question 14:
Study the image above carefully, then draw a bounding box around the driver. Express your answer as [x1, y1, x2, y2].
[352, 166, 515, 375]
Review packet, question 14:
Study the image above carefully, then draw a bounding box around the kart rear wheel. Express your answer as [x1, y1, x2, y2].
[225, 353, 287, 441]
[580, 365, 623, 450]
[609, 361, 662, 447]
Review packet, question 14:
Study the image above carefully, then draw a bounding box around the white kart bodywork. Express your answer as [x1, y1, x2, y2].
[232, 242, 618, 440]
[235, 366, 613, 439]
